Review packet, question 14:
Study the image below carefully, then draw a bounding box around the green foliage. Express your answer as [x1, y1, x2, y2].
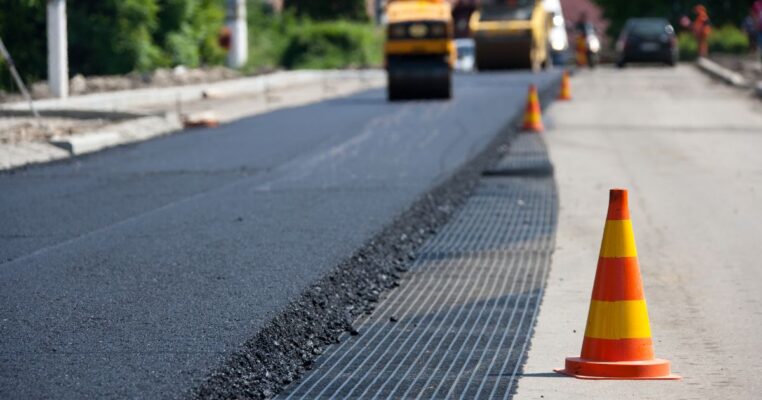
[0, 0, 380, 92]
[678, 25, 749, 59]
[280, 20, 382, 69]
[156, 0, 226, 67]
[68, 0, 164, 75]
[0, 0, 225, 91]
[245, 3, 382, 72]
[594, 0, 670, 39]
[678, 32, 698, 60]
[245, 3, 299, 71]
[0, 0, 48, 91]
[708, 25, 749, 54]
[283, 0, 368, 21]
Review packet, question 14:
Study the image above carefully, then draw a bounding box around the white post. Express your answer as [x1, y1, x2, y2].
[226, 0, 248, 69]
[47, 0, 68, 98]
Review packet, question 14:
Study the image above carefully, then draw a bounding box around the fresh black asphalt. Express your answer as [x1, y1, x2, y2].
[0, 71, 559, 399]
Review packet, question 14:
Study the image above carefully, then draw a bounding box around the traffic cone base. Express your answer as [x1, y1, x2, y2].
[555, 358, 679, 380]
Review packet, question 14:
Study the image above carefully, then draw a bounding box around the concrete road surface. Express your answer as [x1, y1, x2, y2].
[0, 72, 558, 399]
[514, 66, 762, 399]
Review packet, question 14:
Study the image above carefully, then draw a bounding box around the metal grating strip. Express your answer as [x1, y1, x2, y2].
[280, 134, 557, 399]
[486, 134, 553, 176]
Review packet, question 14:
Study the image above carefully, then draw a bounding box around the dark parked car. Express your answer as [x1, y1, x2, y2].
[616, 18, 678, 67]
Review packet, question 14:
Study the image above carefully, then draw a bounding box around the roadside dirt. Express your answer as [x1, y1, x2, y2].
[0, 116, 110, 144]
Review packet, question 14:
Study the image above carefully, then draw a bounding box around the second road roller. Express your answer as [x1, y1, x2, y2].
[470, 0, 551, 70]
[385, 0, 456, 100]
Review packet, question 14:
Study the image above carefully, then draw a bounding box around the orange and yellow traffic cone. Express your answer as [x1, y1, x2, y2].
[521, 84, 544, 133]
[555, 189, 680, 380]
[558, 71, 572, 101]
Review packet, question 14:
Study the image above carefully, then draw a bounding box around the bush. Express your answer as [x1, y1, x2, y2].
[283, 0, 368, 21]
[1, 0, 380, 92]
[245, 5, 383, 72]
[0, 0, 48, 92]
[68, 0, 165, 75]
[155, 0, 226, 68]
[678, 32, 698, 61]
[678, 25, 749, 60]
[708, 25, 749, 54]
[0, 0, 225, 91]
[596, 0, 752, 42]
[280, 20, 382, 69]
[244, 4, 298, 71]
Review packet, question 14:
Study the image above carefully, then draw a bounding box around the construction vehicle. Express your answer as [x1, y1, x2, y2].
[385, 0, 456, 100]
[470, 0, 551, 70]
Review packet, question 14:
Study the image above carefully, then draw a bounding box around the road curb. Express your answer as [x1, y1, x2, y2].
[2, 70, 384, 112]
[696, 57, 748, 87]
[48, 112, 182, 156]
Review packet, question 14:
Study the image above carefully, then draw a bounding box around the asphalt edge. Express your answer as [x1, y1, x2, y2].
[190, 73, 563, 400]
[48, 112, 182, 155]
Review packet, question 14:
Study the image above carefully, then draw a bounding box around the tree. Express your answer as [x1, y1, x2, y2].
[283, 0, 368, 21]
[155, 0, 226, 68]
[67, 0, 163, 75]
[0, 0, 47, 91]
[594, 0, 668, 37]
[0, 0, 226, 91]
[595, 0, 755, 38]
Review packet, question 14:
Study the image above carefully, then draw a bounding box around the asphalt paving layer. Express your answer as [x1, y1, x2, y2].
[0, 71, 559, 399]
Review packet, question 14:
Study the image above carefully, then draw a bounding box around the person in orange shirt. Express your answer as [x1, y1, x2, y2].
[575, 13, 590, 67]
[692, 5, 711, 57]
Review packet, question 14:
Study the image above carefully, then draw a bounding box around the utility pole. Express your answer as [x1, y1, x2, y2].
[47, 0, 68, 98]
[226, 0, 248, 69]
[374, 0, 381, 24]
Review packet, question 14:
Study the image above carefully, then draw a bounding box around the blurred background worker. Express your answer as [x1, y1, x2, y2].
[573, 12, 599, 68]
[574, 13, 588, 67]
[692, 5, 711, 57]
[753, 0, 762, 63]
[742, 13, 757, 53]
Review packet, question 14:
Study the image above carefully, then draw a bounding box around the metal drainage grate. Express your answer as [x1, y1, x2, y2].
[280, 133, 557, 399]
[483, 133, 553, 177]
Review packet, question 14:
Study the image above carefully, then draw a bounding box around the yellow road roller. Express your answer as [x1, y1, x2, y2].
[470, 0, 551, 70]
[385, 0, 456, 100]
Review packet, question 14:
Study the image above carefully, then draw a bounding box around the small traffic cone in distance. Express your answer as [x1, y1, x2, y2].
[555, 189, 680, 380]
[521, 84, 544, 133]
[558, 70, 572, 101]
